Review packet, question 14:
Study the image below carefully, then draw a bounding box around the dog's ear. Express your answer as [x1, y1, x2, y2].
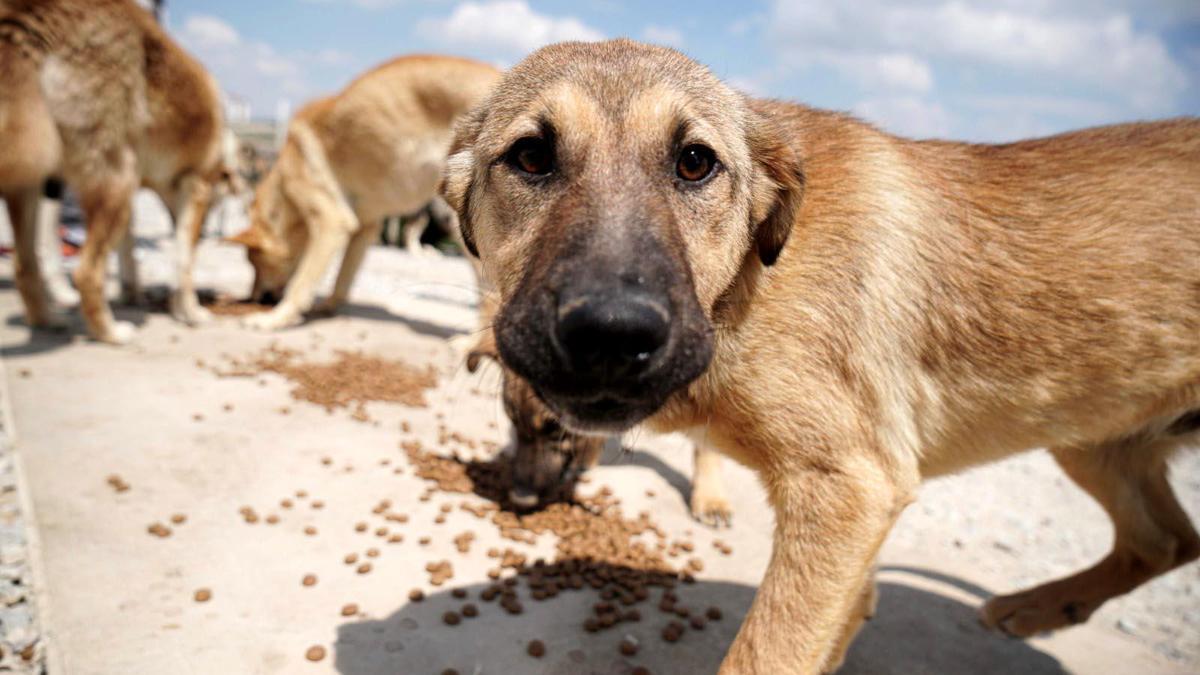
[746, 103, 804, 266]
[442, 108, 487, 258]
[225, 226, 263, 250]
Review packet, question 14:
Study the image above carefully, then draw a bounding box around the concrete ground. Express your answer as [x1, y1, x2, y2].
[0, 205, 1197, 674]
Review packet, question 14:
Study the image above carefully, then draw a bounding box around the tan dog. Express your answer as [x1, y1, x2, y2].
[230, 56, 500, 330]
[0, 0, 234, 344]
[443, 40, 1200, 673]
[466, 312, 734, 526]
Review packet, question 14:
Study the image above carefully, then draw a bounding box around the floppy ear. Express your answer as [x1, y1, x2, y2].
[746, 104, 805, 266]
[442, 108, 486, 258]
[225, 226, 263, 249]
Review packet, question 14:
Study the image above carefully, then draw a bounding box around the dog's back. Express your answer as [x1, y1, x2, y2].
[762, 108, 1200, 473]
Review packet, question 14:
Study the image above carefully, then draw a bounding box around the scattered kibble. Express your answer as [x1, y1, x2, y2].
[527, 640, 545, 658]
[305, 645, 325, 662]
[341, 603, 358, 617]
[193, 588, 212, 603]
[302, 574, 317, 587]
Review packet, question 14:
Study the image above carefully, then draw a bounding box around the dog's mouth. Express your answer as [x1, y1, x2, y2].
[533, 387, 666, 435]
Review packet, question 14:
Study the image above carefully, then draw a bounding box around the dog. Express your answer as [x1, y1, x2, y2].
[0, 0, 235, 344]
[466, 305, 734, 526]
[229, 55, 500, 330]
[442, 39, 1200, 673]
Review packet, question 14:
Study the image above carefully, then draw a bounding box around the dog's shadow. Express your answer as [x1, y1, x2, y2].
[332, 569, 1063, 674]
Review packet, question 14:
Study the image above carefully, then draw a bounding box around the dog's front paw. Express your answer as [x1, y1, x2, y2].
[241, 308, 302, 331]
[690, 488, 733, 528]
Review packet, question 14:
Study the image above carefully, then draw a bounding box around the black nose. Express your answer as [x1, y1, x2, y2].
[555, 295, 670, 379]
[258, 290, 279, 306]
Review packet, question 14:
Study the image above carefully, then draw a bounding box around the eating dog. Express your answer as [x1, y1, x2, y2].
[442, 39, 1199, 673]
[230, 55, 499, 330]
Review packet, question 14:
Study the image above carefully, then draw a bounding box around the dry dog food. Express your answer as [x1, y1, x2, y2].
[526, 640, 545, 658]
[341, 603, 358, 617]
[193, 588, 212, 603]
[442, 611, 461, 626]
[106, 475, 131, 493]
[408, 589, 425, 602]
[304, 645, 325, 662]
[147, 523, 171, 538]
[301, 574, 317, 587]
[211, 347, 437, 420]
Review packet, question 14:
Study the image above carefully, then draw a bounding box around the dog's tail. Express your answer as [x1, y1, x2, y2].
[0, 15, 61, 191]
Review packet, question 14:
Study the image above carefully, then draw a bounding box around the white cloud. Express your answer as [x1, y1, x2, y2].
[417, 1, 603, 60]
[853, 96, 953, 139]
[815, 51, 934, 93]
[176, 13, 312, 120]
[642, 25, 684, 49]
[313, 48, 354, 66]
[298, 0, 409, 8]
[180, 15, 238, 48]
[768, 1, 1188, 113]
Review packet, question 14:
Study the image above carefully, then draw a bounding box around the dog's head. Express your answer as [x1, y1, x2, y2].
[228, 163, 305, 305]
[445, 40, 803, 433]
[467, 335, 605, 509]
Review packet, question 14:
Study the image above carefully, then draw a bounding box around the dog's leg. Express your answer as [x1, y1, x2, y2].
[36, 194, 80, 307]
[402, 210, 430, 256]
[982, 436, 1200, 637]
[167, 174, 214, 326]
[242, 227, 350, 331]
[74, 167, 138, 344]
[117, 227, 142, 306]
[823, 568, 879, 673]
[314, 219, 382, 316]
[720, 455, 914, 674]
[690, 443, 733, 527]
[5, 188, 66, 328]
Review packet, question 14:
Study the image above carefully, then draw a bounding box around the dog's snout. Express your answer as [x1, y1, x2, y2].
[555, 295, 670, 378]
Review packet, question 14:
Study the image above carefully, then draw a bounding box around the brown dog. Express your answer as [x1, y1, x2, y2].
[230, 56, 500, 330]
[443, 39, 1200, 673]
[466, 314, 734, 526]
[0, 0, 234, 343]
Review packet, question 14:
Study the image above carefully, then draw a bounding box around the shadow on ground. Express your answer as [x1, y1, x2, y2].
[334, 570, 1062, 675]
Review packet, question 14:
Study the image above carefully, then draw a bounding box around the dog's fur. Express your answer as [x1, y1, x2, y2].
[0, 0, 233, 343]
[466, 305, 734, 526]
[230, 55, 500, 330]
[443, 40, 1200, 673]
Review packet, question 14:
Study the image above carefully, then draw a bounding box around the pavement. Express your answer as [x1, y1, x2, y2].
[0, 198, 1196, 674]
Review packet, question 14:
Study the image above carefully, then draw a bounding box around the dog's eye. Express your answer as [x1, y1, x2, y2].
[676, 144, 716, 182]
[505, 137, 554, 177]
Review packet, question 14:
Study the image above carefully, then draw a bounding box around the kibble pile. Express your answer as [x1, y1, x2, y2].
[213, 345, 438, 419]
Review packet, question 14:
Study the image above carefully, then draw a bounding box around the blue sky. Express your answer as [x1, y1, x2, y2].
[168, 0, 1200, 142]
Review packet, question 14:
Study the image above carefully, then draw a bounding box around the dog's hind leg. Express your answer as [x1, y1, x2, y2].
[37, 187, 80, 307]
[314, 218, 382, 316]
[74, 158, 138, 344]
[117, 226, 142, 306]
[981, 433, 1200, 637]
[167, 174, 214, 325]
[5, 188, 66, 328]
